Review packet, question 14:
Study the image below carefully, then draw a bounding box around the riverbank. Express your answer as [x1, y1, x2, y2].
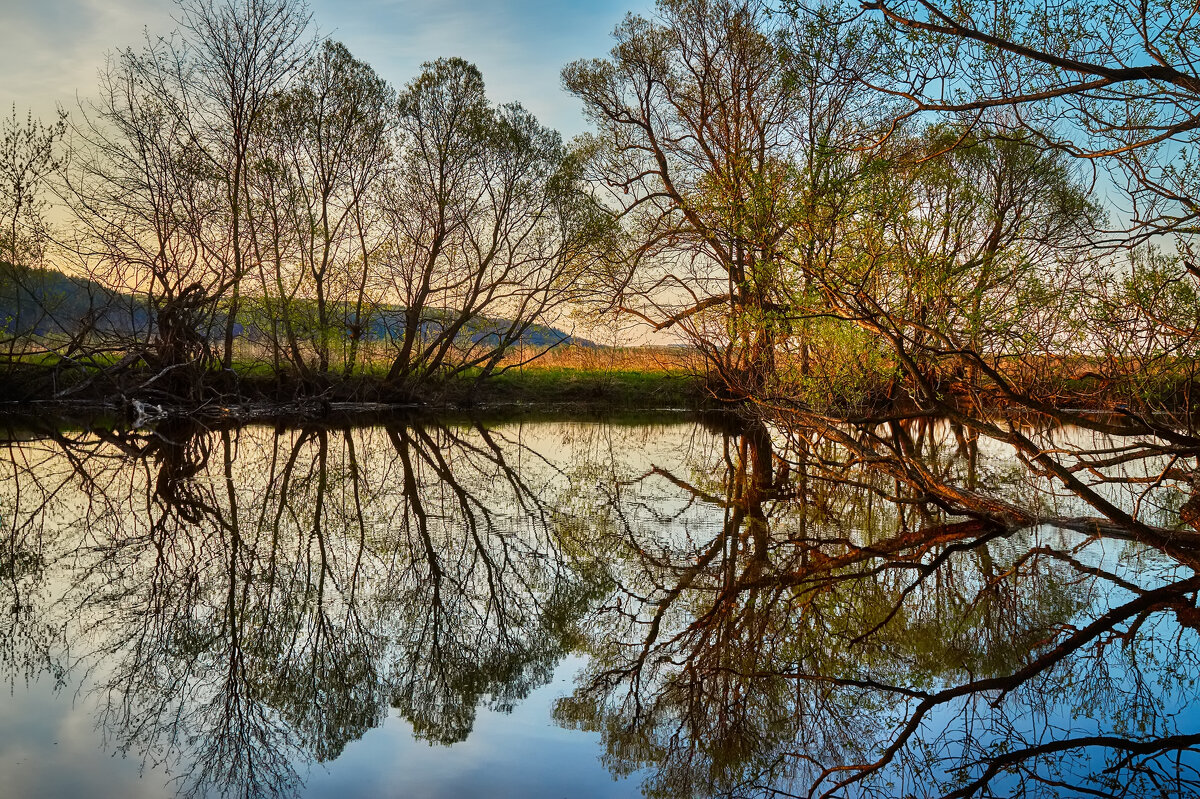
[3, 343, 1197, 423]
[0, 345, 703, 409]
[0, 361, 712, 432]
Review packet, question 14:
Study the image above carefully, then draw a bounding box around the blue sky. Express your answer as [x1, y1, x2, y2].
[0, 0, 652, 137]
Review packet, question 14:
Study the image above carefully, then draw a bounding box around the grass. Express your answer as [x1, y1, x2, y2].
[499, 344, 694, 372]
[28, 334, 1190, 413]
[0, 340, 711, 410]
[480, 366, 701, 407]
[451, 345, 705, 407]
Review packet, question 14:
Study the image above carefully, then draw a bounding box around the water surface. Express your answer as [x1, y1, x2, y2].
[1, 414, 1197, 798]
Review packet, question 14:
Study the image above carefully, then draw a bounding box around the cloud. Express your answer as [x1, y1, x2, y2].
[0, 0, 173, 121]
[0, 0, 652, 134]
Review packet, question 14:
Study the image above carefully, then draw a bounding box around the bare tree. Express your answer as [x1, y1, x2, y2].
[860, 0, 1200, 238]
[175, 0, 314, 369]
[65, 0, 312, 399]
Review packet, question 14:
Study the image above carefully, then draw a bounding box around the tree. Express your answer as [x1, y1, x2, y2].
[175, 0, 314, 369]
[860, 0, 1200, 244]
[0, 106, 67, 267]
[565, 0, 896, 400]
[378, 57, 610, 394]
[565, 0, 807, 398]
[802, 122, 1105, 406]
[858, 1, 1200, 406]
[827, 0, 1200, 511]
[0, 107, 71, 367]
[249, 40, 395, 377]
[66, 0, 312, 397]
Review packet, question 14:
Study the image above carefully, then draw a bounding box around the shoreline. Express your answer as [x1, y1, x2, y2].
[2, 357, 1195, 430]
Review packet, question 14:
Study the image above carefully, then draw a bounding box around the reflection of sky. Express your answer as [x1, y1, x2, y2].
[0, 419, 688, 799]
[1, 656, 637, 799]
[0, 674, 169, 799]
[305, 655, 633, 799]
[0, 0, 652, 138]
[910, 531, 1200, 799]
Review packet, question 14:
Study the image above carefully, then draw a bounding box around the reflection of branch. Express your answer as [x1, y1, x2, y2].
[945, 732, 1200, 799]
[843, 520, 1005, 646]
[6, 418, 593, 794]
[570, 417, 1200, 799]
[814, 573, 1200, 799]
[650, 466, 731, 507]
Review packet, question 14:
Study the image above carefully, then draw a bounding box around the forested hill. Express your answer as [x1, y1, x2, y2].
[0, 262, 144, 337]
[0, 262, 592, 349]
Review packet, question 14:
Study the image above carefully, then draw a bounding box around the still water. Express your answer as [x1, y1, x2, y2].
[0, 414, 1197, 798]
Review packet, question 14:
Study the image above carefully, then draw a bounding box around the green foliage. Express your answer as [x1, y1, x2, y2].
[0, 105, 67, 267]
[771, 318, 898, 408]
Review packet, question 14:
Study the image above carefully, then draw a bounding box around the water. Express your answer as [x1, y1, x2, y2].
[1, 414, 1197, 798]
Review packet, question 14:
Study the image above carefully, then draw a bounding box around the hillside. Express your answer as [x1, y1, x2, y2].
[0, 262, 592, 349]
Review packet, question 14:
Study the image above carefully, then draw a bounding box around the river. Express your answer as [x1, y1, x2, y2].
[1, 413, 1196, 798]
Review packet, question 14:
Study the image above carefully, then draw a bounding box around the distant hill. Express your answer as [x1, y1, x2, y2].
[0, 262, 592, 349]
[0, 261, 150, 338]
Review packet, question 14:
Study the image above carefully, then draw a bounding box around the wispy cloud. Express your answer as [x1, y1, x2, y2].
[0, 0, 650, 135]
[0, 0, 173, 119]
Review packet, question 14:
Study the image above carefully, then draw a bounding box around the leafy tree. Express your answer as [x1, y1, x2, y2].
[249, 40, 395, 377]
[378, 57, 610, 394]
[834, 123, 1104, 403]
[564, 0, 810, 398]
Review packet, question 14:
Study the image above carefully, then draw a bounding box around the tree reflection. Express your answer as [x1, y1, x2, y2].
[3, 414, 1199, 798]
[0, 418, 596, 798]
[556, 417, 1200, 799]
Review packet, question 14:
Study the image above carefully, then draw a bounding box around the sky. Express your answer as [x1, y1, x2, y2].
[0, 0, 653, 139]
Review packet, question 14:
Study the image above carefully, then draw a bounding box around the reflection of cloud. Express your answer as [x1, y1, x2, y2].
[2, 0, 650, 136]
[0, 676, 166, 799]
